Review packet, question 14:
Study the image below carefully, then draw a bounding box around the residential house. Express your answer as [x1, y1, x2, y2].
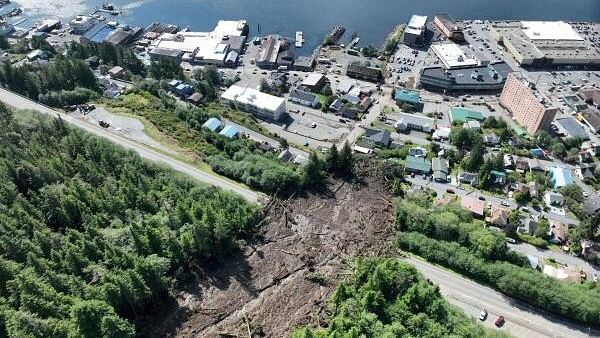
[267, 71, 288, 91]
[394, 113, 435, 133]
[278, 149, 295, 162]
[489, 170, 507, 186]
[460, 195, 485, 217]
[457, 171, 478, 186]
[483, 133, 500, 146]
[329, 98, 343, 112]
[529, 148, 545, 158]
[432, 126, 451, 141]
[108, 66, 125, 79]
[463, 120, 481, 130]
[26, 49, 47, 62]
[544, 191, 565, 208]
[549, 167, 573, 189]
[340, 106, 361, 120]
[363, 128, 391, 147]
[187, 92, 205, 105]
[405, 155, 432, 174]
[583, 197, 600, 217]
[577, 163, 596, 180]
[517, 217, 537, 235]
[579, 151, 593, 163]
[432, 157, 449, 182]
[549, 221, 567, 245]
[408, 147, 427, 158]
[528, 181, 539, 198]
[581, 240, 600, 264]
[581, 141, 600, 156]
[289, 88, 319, 108]
[503, 154, 515, 169]
[488, 205, 509, 227]
[515, 159, 530, 173]
[173, 83, 194, 98]
[529, 158, 545, 172]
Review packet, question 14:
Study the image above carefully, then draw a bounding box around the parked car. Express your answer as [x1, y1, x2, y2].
[495, 316, 505, 327]
[506, 238, 517, 244]
[501, 200, 510, 207]
[446, 188, 455, 194]
[479, 309, 488, 321]
[478, 196, 486, 201]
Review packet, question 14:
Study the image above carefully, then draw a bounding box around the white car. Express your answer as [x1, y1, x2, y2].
[479, 309, 488, 321]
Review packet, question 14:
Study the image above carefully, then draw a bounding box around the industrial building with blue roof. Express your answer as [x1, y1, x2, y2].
[219, 125, 240, 138]
[202, 117, 222, 132]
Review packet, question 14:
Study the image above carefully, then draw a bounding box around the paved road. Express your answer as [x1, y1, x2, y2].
[0, 88, 264, 203]
[405, 256, 599, 338]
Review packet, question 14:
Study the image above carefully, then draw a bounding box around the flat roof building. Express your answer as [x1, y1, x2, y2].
[346, 63, 382, 83]
[404, 15, 427, 45]
[490, 21, 600, 67]
[449, 107, 484, 123]
[433, 14, 464, 42]
[431, 43, 478, 69]
[555, 117, 590, 140]
[499, 72, 559, 134]
[221, 85, 286, 121]
[149, 20, 247, 66]
[419, 62, 512, 92]
[69, 15, 95, 34]
[394, 89, 423, 110]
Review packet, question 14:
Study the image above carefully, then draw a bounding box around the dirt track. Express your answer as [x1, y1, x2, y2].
[151, 161, 395, 337]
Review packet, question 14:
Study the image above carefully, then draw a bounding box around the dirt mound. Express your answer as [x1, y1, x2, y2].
[154, 161, 395, 337]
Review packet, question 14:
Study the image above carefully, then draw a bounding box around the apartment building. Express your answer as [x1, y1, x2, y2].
[499, 72, 559, 134]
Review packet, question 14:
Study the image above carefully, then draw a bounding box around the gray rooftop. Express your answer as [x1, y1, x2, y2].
[420, 62, 513, 90]
[555, 117, 590, 140]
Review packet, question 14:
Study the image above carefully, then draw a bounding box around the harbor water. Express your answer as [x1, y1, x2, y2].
[10, 0, 600, 53]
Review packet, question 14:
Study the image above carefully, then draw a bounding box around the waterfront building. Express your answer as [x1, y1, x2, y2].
[69, 15, 95, 34]
[346, 63, 382, 83]
[221, 85, 286, 121]
[490, 21, 600, 67]
[430, 43, 478, 69]
[433, 14, 464, 42]
[499, 72, 559, 134]
[404, 15, 427, 45]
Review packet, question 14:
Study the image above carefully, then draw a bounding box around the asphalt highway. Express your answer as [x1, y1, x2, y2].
[0, 88, 264, 203]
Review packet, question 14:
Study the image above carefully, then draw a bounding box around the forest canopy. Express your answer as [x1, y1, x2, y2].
[0, 106, 260, 337]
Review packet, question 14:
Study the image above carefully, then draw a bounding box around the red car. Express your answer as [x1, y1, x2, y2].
[495, 315, 505, 327]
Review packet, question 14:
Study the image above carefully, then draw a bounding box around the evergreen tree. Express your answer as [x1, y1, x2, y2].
[339, 142, 354, 177]
[302, 151, 324, 187]
[325, 146, 339, 173]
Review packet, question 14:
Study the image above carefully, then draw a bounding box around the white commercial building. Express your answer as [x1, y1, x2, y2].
[69, 15, 95, 34]
[430, 43, 479, 69]
[221, 85, 286, 121]
[404, 15, 427, 45]
[149, 20, 247, 66]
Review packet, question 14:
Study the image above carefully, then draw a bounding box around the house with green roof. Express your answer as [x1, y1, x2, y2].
[394, 89, 423, 111]
[449, 107, 485, 124]
[405, 155, 432, 174]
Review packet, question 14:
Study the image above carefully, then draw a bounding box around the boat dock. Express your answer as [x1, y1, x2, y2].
[295, 31, 303, 48]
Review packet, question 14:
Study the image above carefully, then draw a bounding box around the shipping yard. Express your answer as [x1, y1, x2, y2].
[0, 2, 599, 337]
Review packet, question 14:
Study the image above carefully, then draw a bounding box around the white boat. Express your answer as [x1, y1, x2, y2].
[295, 31, 304, 48]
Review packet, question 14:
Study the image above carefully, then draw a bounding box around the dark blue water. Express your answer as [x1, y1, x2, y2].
[15, 0, 600, 53]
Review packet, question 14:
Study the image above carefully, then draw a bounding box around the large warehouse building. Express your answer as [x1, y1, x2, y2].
[419, 62, 513, 92]
[490, 21, 600, 67]
[221, 85, 286, 121]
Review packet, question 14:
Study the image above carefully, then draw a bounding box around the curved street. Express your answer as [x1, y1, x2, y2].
[0, 87, 264, 203]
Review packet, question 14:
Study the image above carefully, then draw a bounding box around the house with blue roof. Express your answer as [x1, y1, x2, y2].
[202, 117, 222, 132]
[549, 167, 573, 189]
[219, 125, 240, 139]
